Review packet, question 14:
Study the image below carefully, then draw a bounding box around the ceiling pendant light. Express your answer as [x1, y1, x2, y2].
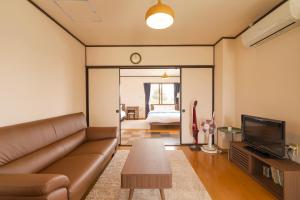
[145, 0, 175, 29]
[161, 72, 169, 79]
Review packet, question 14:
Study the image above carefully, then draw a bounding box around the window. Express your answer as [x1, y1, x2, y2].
[149, 83, 175, 104]
[162, 84, 175, 104]
[149, 84, 160, 104]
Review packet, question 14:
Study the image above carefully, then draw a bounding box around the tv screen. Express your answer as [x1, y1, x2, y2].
[242, 115, 285, 158]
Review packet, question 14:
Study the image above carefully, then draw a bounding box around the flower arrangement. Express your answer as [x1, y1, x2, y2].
[201, 112, 216, 135]
[200, 112, 217, 153]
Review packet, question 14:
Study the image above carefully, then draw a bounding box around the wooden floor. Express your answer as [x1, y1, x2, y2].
[121, 128, 180, 145]
[181, 146, 276, 200]
[122, 128, 179, 133]
[119, 145, 277, 200]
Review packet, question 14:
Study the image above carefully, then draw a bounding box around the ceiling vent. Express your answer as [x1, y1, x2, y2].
[53, 0, 101, 23]
[241, 0, 300, 47]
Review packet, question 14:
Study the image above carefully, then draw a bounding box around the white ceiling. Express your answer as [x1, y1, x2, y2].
[31, 0, 283, 45]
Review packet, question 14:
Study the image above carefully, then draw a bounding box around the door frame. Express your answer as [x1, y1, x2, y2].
[86, 65, 214, 146]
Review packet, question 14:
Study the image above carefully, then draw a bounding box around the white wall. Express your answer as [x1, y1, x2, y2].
[215, 39, 237, 149]
[87, 46, 214, 144]
[86, 46, 214, 66]
[120, 77, 180, 118]
[0, 1, 85, 126]
[235, 26, 300, 163]
[215, 26, 300, 163]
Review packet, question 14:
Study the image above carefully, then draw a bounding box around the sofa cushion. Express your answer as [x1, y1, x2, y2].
[0, 174, 69, 196]
[0, 188, 68, 200]
[0, 113, 86, 167]
[67, 139, 117, 158]
[0, 119, 56, 166]
[50, 113, 87, 140]
[0, 130, 86, 174]
[40, 155, 105, 200]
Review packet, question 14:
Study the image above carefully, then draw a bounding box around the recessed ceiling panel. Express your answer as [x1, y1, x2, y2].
[53, 0, 101, 22]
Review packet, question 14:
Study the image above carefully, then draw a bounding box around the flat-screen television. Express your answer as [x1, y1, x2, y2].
[242, 115, 285, 158]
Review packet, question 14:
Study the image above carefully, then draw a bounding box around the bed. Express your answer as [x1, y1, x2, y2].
[146, 104, 180, 129]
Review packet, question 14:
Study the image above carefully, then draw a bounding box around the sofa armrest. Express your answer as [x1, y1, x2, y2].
[86, 127, 118, 141]
[0, 174, 69, 197]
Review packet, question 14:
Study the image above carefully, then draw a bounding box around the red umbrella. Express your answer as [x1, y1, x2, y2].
[192, 100, 199, 145]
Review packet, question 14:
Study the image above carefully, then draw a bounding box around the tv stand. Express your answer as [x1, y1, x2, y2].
[230, 142, 300, 200]
[243, 146, 276, 159]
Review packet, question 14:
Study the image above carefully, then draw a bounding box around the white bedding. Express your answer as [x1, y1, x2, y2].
[146, 110, 180, 123]
[121, 110, 126, 119]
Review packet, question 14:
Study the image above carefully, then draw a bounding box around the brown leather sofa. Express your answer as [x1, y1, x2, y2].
[0, 113, 118, 200]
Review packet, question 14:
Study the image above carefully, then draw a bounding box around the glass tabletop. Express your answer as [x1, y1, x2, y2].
[217, 127, 242, 134]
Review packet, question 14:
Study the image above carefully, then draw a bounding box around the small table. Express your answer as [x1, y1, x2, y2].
[216, 127, 242, 147]
[126, 106, 139, 120]
[121, 139, 172, 200]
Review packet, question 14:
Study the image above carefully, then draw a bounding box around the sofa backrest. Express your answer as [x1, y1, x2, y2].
[0, 113, 87, 174]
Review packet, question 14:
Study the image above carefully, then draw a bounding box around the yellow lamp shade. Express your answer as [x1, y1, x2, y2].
[161, 72, 169, 79]
[145, 1, 175, 29]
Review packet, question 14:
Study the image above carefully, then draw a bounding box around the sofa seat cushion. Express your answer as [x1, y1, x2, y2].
[40, 155, 105, 200]
[68, 139, 117, 158]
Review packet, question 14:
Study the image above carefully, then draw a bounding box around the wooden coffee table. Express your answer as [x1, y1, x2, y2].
[121, 139, 172, 200]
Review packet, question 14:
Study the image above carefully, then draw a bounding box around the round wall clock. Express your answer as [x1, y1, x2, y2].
[130, 52, 142, 64]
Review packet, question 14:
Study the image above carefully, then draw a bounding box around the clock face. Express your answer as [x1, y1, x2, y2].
[130, 52, 142, 64]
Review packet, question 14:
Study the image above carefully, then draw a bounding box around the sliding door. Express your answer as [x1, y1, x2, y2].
[89, 68, 119, 127]
[181, 68, 213, 144]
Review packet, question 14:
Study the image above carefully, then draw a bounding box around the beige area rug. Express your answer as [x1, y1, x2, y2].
[85, 150, 211, 200]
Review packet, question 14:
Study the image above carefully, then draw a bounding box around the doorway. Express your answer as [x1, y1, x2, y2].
[120, 68, 181, 145]
[87, 66, 214, 146]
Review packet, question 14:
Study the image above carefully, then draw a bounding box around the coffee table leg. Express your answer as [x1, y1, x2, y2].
[159, 189, 165, 200]
[128, 188, 134, 200]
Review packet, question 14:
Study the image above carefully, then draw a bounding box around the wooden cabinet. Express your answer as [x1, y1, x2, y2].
[230, 142, 300, 200]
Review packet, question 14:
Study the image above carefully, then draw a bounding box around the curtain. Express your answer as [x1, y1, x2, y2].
[174, 83, 180, 103]
[144, 83, 151, 118]
[174, 83, 180, 110]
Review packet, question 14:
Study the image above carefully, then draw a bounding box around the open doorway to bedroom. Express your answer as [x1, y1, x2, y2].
[120, 68, 181, 145]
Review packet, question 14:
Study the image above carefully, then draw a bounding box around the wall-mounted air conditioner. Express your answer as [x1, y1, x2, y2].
[241, 0, 300, 47]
